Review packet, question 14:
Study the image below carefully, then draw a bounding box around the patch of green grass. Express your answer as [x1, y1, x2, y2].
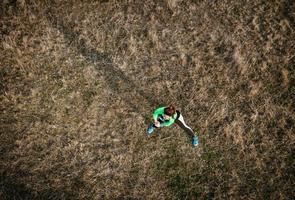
[204, 147, 221, 162]
[82, 89, 97, 106]
[168, 175, 190, 199]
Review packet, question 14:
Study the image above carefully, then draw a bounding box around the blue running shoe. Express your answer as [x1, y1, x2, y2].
[192, 136, 199, 147]
[147, 125, 154, 135]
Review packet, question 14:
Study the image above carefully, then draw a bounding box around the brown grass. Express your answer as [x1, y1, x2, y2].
[1, 0, 294, 199]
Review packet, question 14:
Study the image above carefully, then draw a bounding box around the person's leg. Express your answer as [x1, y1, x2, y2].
[147, 123, 158, 134]
[176, 114, 198, 146]
[175, 114, 195, 139]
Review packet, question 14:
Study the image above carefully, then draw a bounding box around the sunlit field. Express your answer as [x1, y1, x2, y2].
[1, 0, 294, 199]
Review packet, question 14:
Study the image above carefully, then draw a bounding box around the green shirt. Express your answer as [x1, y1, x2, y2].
[152, 106, 178, 127]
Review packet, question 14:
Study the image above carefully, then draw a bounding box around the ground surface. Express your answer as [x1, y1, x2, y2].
[0, 0, 294, 199]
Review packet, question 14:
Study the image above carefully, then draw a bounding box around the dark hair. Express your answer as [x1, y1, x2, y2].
[164, 105, 176, 116]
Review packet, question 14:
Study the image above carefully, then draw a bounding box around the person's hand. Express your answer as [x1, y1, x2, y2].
[154, 121, 161, 127]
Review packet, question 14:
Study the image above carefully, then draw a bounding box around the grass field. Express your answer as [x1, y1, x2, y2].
[1, 0, 294, 199]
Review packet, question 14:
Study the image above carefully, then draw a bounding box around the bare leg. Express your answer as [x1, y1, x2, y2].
[175, 114, 195, 139]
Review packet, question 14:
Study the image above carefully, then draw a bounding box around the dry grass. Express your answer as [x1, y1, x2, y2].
[1, 0, 294, 199]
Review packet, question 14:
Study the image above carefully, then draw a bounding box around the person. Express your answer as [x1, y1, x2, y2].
[147, 105, 199, 147]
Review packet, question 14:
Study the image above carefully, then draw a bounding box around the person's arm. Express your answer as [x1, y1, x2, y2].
[163, 118, 175, 126]
[152, 107, 165, 121]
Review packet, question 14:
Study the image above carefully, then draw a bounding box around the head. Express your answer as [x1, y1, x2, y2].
[164, 105, 176, 120]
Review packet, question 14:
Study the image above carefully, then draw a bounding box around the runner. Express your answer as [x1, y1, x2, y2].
[147, 105, 199, 147]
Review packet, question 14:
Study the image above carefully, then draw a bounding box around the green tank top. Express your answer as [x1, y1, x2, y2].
[152, 106, 178, 127]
